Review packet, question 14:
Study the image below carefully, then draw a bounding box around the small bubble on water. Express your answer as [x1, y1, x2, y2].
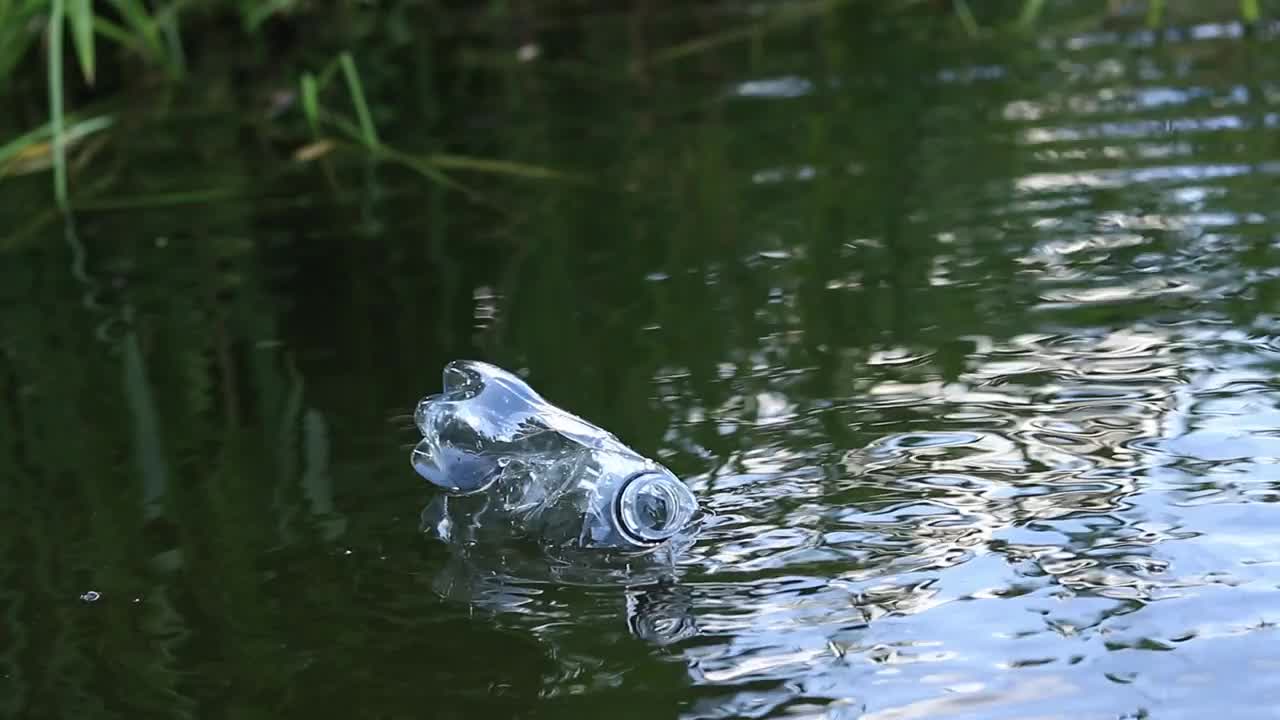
[80, 591, 100, 603]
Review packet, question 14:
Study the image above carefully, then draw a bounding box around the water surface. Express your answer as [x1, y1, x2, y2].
[5, 6, 1280, 719]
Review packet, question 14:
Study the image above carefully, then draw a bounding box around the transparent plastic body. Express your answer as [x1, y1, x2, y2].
[411, 360, 699, 551]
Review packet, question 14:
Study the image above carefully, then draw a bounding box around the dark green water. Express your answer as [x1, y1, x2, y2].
[6, 5, 1280, 719]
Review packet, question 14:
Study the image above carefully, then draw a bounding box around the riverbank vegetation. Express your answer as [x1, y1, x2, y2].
[1, 0, 1271, 210]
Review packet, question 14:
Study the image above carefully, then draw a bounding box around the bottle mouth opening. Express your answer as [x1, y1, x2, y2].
[614, 472, 695, 545]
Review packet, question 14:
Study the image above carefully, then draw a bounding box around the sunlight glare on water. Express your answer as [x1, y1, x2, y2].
[621, 16, 1280, 720]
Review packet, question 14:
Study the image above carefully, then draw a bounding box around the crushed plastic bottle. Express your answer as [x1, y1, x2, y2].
[411, 360, 700, 552]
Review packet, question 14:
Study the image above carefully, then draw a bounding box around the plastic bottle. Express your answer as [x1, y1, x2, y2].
[411, 360, 699, 551]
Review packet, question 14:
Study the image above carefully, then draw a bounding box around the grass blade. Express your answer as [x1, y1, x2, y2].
[361, 142, 484, 197]
[92, 15, 148, 55]
[953, 0, 980, 36]
[1241, 0, 1259, 23]
[338, 52, 378, 147]
[0, 114, 114, 176]
[48, 0, 68, 210]
[646, 0, 843, 67]
[429, 153, 586, 182]
[107, 0, 163, 63]
[1017, 0, 1046, 28]
[160, 5, 185, 77]
[1145, 0, 1165, 27]
[69, 187, 241, 211]
[68, 0, 94, 84]
[300, 72, 320, 138]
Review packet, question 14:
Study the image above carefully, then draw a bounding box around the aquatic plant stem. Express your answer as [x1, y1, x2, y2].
[339, 53, 378, 148]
